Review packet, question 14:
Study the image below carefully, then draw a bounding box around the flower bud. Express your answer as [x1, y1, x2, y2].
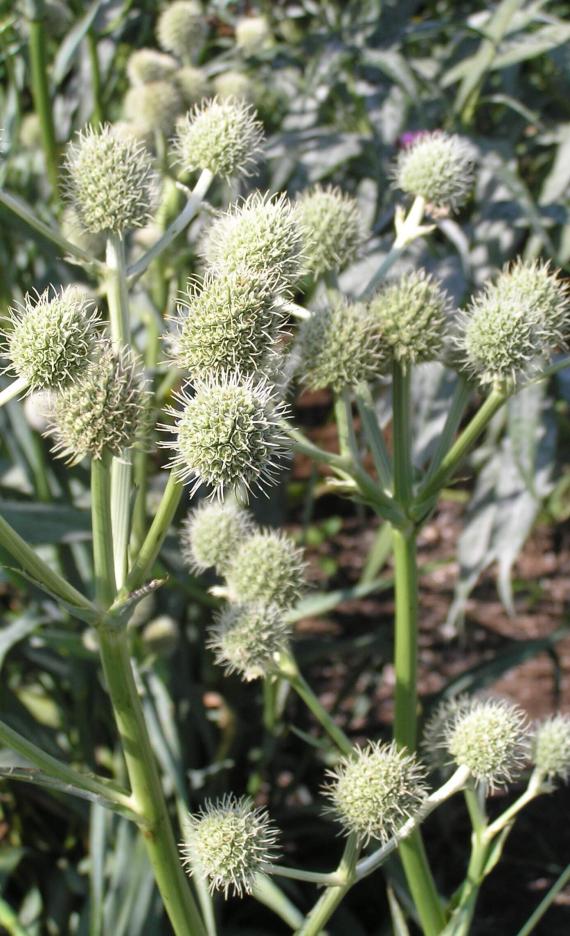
[180, 500, 254, 574]
[124, 80, 183, 137]
[157, 1, 206, 58]
[531, 715, 570, 784]
[324, 741, 428, 845]
[175, 65, 209, 105]
[444, 698, 528, 789]
[162, 372, 290, 498]
[394, 131, 475, 210]
[297, 296, 385, 392]
[201, 192, 305, 288]
[175, 98, 263, 179]
[169, 268, 286, 379]
[65, 125, 157, 235]
[225, 529, 305, 609]
[5, 287, 100, 391]
[180, 794, 280, 897]
[235, 15, 272, 53]
[296, 185, 361, 277]
[369, 270, 451, 369]
[48, 345, 148, 463]
[127, 48, 178, 85]
[208, 602, 292, 681]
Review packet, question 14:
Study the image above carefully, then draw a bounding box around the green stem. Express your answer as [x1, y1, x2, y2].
[277, 652, 353, 756]
[28, 1, 59, 192]
[0, 896, 31, 936]
[264, 864, 341, 886]
[87, 30, 104, 125]
[334, 390, 358, 460]
[355, 384, 392, 490]
[392, 527, 418, 750]
[97, 623, 206, 936]
[423, 376, 472, 485]
[359, 522, 393, 585]
[359, 196, 429, 300]
[252, 875, 304, 930]
[91, 455, 116, 607]
[516, 863, 570, 936]
[392, 361, 413, 507]
[106, 235, 130, 347]
[121, 471, 183, 597]
[0, 376, 28, 408]
[295, 835, 359, 936]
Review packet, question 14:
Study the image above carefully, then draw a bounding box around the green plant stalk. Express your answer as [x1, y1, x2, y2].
[355, 384, 392, 490]
[0, 896, 31, 936]
[516, 863, 570, 936]
[359, 522, 393, 585]
[359, 196, 430, 300]
[295, 834, 359, 936]
[0, 376, 29, 408]
[252, 875, 304, 930]
[28, 1, 59, 191]
[87, 30, 104, 125]
[423, 376, 472, 486]
[122, 471, 184, 597]
[91, 454, 116, 607]
[277, 652, 353, 756]
[334, 390, 358, 460]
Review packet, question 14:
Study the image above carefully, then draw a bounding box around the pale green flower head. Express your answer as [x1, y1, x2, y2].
[422, 695, 473, 774]
[175, 65, 209, 105]
[124, 80, 183, 137]
[213, 70, 256, 103]
[169, 267, 286, 379]
[156, 1, 206, 58]
[395, 131, 475, 210]
[369, 269, 451, 369]
[235, 15, 272, 53]
[444, 698, 529, 790]
[201, 192, 305, 287]
[324, 741, 429, 845]
[531, 715, 570, 784]
[298, 296, 385, 392]
[175, 98, 263, 179]
[226, 529, 305, 609]
[64, 125, 157, 235]
[180, 500, 254, 574]
[162, 372, 290, 499]
[127, 48, 178, 85]
[4, 287, 100, 392]
[296, 185, 362, 277]
[208, 602, 292, 681]
[180, 794, 280, 897]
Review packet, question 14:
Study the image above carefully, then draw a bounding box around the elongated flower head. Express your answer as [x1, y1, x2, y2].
[180, 500, 254, 574]
[157, 1, 206, 57]
[208, 603, 292, 681]
[127, 48, 178, 85]
[201, 193, 305, 287]
[460, 260, 569, 387]
[298, 296, 385, 392]
[180, 795, 280, 897]
[162, 372, 290, 499]
[65, 125, 157, 234]
[226, 529, 305, 609]
[531, 715, 570, 784]
[369, 270, 451, 369]
[49, 345, 148, 463]
[296, 185, 361, 277]
[124, 80, 182, 137]
[235, 15, 272, 53]
[175, 98, 263, 179]
[5, 287, 100, 391]
[176, 65, 209, 105]
[395, 131, 475, 210]
[444, 698, 528, 790]
[324, 741, 428, 845]
[169, 268, 286, 379]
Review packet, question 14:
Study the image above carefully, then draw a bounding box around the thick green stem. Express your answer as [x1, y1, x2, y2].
[106, 235, 130, 347]
[392, 362, 414, 507]
[91, 455, 116, 607]
[334, 390, 358, 461]
[87, 30, 104, 125]
[277, 652, 353, 756]
[122, 471, 183, 597]
[252, 875, 304, 929]
[0, 376, 29, 408]
[423, 377, 472, 485]
[516, 863, 570, 936]
[28, 2, 59, 192]
[392, 527, 418, 750]
[355, 384, 392, 490]
[295, 835, 359, 936]
[97, 623, 206, 936]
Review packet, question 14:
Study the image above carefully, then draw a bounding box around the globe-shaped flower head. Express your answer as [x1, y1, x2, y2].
[175, 98, 263, 179]
[296, 185, 361, 277]
[225, 529, 305, 609]
[124, 80, 182, 137]
[65, 125, 157, 235]
[180, 500, 254, 574]
[531, 715, 570, 784]
[127, 49, 178, 85]
[395, 131, 475, 210]
[208, 603, 292, 681]
[443, 698, 528, 790]
[157, 1, 206, 58]
[235, 15, 272, 53]
[175, 65, 208, 105]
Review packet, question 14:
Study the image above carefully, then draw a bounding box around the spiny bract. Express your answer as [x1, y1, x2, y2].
[180, 794, 280, 897]
[531, 714, 570, 784]
[65, 125, 157, 235]
[296, 185, 361, 277]
[298, 296, 385, 392]
[156, 1, 206, 58]
[324, 741, 429, 845]
[5, 287, 100, 391]
[127, 48, 178, 85]
[180, 500, 255, 574]
[444, 698, 529, 790]
[163, 372, 290, 499]
[369, 269, 451, 368]
[208, 602, 292, 681]
[225, 529, 305, 609]
[124, 80, 183, 137]
[395, 131, 475, 210]
[175, 98, 263, 179]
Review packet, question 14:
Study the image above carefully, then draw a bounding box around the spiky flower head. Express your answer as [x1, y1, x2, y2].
[226, 529, 305, 609]
[169, 268, 286, 379]
[422, 696, 473, 774]
[65, 125, 157, 235]
[180, 794, 280, 897]
[162, 372, 290, 499]
[213, 70, 255, 103]
[443, 698, 528, 790]
[297, 296, 385, 392]
[175, 65, 209, 105]
[201, 192, 305, 288]
[208, 603, 292, 681]
[157, 1, 206, 58]
[324, 741, 428, 845]
[124, 81, 183, 137]
[180, 500, 254, 574]
[369, 270, 451, 369]
[460, 260, 569, 387]
[127, 48, 178, 85]
[5, 287, 100, 391]
[394, 131, 475, 210]
[296, 185, 361, 277]
[48, 345, 148, 463]
[175, 98, 263, 179]
[235, 15, 272, 53]
[531, 715, 570, 784]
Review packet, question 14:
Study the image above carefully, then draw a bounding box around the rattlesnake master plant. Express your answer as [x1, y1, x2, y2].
[394, 130, 475, 210]
[124, 80, 183, 137]
[296, 185, 362, 277]
[225, 528, 306, 609]
[442, 698, 529, 790]
[127, 48, 178, 85]
[531, 715, 570, 783]
[180, 500, 254, 574]
[208, 602, 292, 681]
[175, 98, 264, 178]
[369, 270, 451, 368]
[156, 0, 206, 58]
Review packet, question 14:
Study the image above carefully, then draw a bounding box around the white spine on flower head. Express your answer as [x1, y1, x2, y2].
[175, 97, 263, 179]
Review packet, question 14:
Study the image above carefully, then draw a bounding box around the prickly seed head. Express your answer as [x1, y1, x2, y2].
[127, 48, 178, 85]
[531, 715, 570, 784]
[444, 697, 529, 790]
[208, 602, 292, 681]
[124, 80, 183, 137]
[175, 98, 263, 179]
[395, 131, 475, 210]
[156, 1, 206, 58]
[369, 270, 451, 368]
[296, 185, 361, 277]
[225, 529, 305, 609]
[180, 500, 254, 574]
